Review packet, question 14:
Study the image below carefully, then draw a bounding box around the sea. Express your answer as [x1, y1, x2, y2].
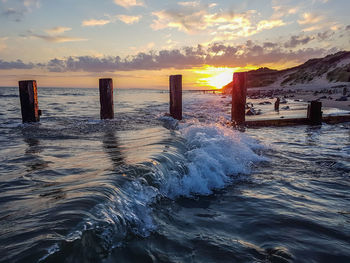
[0, 87, 349, 263]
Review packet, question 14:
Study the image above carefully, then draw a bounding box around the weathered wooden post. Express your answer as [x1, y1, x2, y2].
[274, 97, 280, 111]
[231, 72, 247, 125]
[99, 78, 114, 119]
[307, 101, 322, 125]
[169, 75, 182, 120]
[18, 80, 40, 123]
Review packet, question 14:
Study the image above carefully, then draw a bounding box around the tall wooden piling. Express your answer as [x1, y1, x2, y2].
[307, 101, 322, 125]
[231, 72, 247, 125]
[18, 80, 40, 123]
[99, 78, 114, 119]
[169, 75, 182, 120]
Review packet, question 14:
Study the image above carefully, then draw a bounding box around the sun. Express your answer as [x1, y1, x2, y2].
[193, 66, 237, 89]
[206, 69, 236, 89]
[192, 65, 260, 89]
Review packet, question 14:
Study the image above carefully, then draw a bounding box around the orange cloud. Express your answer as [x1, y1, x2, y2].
[31, 34, 87, 43]
[45, 26, 72, 35]
[151, 4, 286, 39]
[113, 0, 144, 8]
[117, 15, 141, 24]
[298, 13, 323, 25]
[82, 19, 111, 27]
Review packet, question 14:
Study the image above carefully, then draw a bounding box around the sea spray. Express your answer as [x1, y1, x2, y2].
[160, 121, 266, 198]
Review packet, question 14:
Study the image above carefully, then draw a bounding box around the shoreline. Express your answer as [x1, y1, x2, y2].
[244, 84, 350, 112]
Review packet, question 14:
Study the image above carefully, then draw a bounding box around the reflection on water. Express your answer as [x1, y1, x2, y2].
[21, 128, 50, 174]
[23, 136, 40, 154]
[0, 87, 349, 263]
[304, 125, 322, 146]
[102, 131, 124, 170]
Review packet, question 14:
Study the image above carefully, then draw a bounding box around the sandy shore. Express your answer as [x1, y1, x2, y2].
[292, 91, 350, 111]
[247, 85, 350, 112]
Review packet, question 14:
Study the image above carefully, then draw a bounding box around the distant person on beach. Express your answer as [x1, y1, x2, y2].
[275, 98, 280, 111]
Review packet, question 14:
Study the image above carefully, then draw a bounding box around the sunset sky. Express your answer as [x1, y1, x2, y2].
[0, 0, 349, 89]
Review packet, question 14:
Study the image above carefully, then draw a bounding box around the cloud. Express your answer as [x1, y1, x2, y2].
[1, 7, 24, 21]
[0, 40, 334, 72]
[257, 19, 285, 31]
[0, 59, 34, 69]
[284, 30, 335, 48]
[212, 17, 285, 41]
[116, 15, 141, 24]
[271, 5, 299, 19]
[31, 34, 87, 43]
[317, 30, 334, 40]
[22, 27, 86, 43]
[42, 41, 330, 73]
[151, 7, 241, 33]
[2, 7, 21, 16]
[151, 4, 286, 38]
[1, 0, 40, 21]
[113, 0, 144, 8]
[151, 8, 209, 33]
[178, 1, 200, 7]
[21, 0, 40, 8]
[82, 14, 142, 27]
[303, 22, 341, 33]
[284, 35, 314, 48]
[82, 19, 111, 26]
[313, 0, 329, 3]
[45, 26, 72, 35]
[1, 24, 342, 73]
[263, 42, 279, 49]
[296, 12, 341, 32]
[298, 13, 323, 25]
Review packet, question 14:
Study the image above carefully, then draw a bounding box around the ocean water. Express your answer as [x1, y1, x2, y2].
[0, 87, 349, 263]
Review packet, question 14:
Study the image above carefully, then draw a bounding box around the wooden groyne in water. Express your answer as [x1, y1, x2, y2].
[230, 73, 350, 127]
[16, 74, 350, 127]
[245, 115, 350, 127]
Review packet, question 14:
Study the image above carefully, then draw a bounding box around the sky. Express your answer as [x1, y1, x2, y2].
[0, 0, 349, 89]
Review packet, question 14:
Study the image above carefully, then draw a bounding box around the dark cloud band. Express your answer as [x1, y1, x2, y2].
[0, 42, 338, 72]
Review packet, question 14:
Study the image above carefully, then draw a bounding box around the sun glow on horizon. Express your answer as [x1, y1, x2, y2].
[193, 65, 259, 89]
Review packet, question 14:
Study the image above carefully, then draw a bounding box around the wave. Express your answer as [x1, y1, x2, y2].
[40, 115, 266, 262]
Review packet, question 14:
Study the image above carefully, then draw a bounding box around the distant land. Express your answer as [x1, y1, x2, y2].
[223, 51, 350, 93]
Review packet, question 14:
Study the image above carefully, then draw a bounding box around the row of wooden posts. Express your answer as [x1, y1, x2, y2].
[18, 72, 322, 125]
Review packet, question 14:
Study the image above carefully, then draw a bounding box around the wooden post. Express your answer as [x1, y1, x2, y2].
[231, 72, 247, 125]
[169, 75, 182, 120]
[307, 101, 322, 125]
[99, 78, 114, 119]
[18, 80, 40, 123]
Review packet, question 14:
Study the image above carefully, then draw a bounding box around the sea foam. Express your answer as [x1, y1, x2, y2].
[160, 121, 265, 198]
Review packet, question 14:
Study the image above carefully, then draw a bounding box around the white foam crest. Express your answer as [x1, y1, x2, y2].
[160, 121, 266, 198]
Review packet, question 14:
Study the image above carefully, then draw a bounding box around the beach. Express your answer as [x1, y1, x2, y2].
[242, 84, 350, 118]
